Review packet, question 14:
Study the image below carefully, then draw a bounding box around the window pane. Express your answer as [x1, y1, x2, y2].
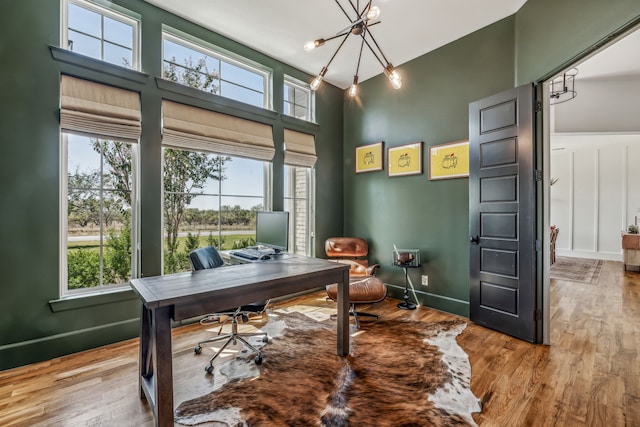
[65, 134, 134, 292]
[162, 149, 266, 272]
[221, 61, 264, 92]
[104, 16, 133, 48]
[294, 105, 308, 120]
[162, 34, 267, 107]
[68, 3, 101, 38]
[68, 30, 102, 59]
[283, 100, 292, 117]
[294, 88, 309, 107]
[104, 42, 132, 68]
[219, 81, 263, 107]
[220, 157, 263, 196]
[68, 134, 100, 178]
[284, 85, 294, 103]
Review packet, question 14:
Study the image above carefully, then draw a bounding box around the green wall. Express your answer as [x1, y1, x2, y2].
[0, 0, 343, 371]
[343, 17, 516, 316]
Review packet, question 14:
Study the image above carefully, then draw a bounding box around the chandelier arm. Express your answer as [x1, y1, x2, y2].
[363, 26, 392, 66]
[334, 0, 355, 22]
[325, 32, 351, 69]
[345, 0, 361, 18]
[358, 0, 373, 18]
[325, 29, 352, 42]
[354, 37, 365, 76]
[359, 32, 386, 69]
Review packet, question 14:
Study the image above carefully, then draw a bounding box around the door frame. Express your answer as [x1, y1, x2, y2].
[539, 20, 640, 345]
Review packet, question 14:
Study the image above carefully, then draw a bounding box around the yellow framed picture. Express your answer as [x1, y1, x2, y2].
[355, 141, 384, 173]
[387, 141, 423, 177]
[428, 140, 469, 180]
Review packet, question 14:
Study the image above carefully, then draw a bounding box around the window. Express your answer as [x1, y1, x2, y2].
[284, 166, 314, 256]
[163, 150, 268, 273]
[162, 31, 271, 109]
[62, 0, 140, 70]
[62, 134, 138, 295]
[284, 76, 313, 122]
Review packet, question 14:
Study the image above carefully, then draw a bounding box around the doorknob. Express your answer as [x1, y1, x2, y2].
[470, 235, 480, 244]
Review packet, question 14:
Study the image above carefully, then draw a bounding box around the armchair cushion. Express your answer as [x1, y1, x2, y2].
[326, 276, 387, 304]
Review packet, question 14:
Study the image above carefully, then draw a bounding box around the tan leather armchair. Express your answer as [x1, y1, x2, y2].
[325, 237, 387, 328]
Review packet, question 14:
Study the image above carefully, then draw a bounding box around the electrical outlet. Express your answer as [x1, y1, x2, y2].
[421, 275, 428, 286]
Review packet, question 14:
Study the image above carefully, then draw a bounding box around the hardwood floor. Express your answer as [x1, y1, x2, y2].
[1, 260, 638, 426]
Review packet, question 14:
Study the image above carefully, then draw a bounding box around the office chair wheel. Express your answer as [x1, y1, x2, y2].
[262, 335, 269, 343]
[205, 364, 214, 375]
[194, 345, 202, 354]
[254, 355, 263, 365]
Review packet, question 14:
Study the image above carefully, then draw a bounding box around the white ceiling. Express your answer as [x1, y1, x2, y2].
[572, 28, 640, 81]
[143, 0, 527, 88]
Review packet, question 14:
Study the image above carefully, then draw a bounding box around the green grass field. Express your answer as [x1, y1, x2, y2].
[68, 233, 255, 251]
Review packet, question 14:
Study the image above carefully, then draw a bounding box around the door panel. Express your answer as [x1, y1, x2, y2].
[469, 84, 537, 342]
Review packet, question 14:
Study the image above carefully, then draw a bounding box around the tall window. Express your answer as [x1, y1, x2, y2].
[63, 134, 137, 295]
[284, 166, 314, 256]
[63, 0, 139, 70]
[162, 31, 270, 109]
[163, 151, 267, 273]
[284, 76, 313, 122]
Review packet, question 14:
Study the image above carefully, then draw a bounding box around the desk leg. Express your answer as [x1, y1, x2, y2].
[336, 269, 350, 356]
[138, 305, 174, 427]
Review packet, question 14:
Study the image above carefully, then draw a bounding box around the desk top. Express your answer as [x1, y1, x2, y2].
[130, 255, 349, 317]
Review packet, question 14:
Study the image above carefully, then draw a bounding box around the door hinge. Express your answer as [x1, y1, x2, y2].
[535, 308, 542, 321]
[535, 170, 543, 182]
[535, 100, 543, 112]
[535, 239, 542, 251]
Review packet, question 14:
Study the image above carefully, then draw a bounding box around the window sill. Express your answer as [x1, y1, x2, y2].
[281, 114, 320, 132]
[50, 46, 149, 87]
[49, 288, 138, 312]
[156, 77, 278, 122]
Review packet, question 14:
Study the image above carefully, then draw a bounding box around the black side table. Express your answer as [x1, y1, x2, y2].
[395, 263, 420, 310]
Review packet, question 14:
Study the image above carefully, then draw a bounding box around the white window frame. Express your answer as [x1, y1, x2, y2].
[61, 0, 141, 70]
[162, 29, 272, 110]
[284, 75, 315, 122]
[60, 133, 139, 297]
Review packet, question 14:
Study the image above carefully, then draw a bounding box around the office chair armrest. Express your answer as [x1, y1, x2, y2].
[366, 263, 381, 276]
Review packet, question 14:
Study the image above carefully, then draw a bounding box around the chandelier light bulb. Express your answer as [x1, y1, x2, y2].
[385, 65, 402, 89]
[311, 67, 328, 91]
[304, 39, 325, 51]
[349, 76, 359, 97]
[366, 6, 380, 20]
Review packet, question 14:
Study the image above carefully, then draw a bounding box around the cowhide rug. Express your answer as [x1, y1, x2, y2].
[175, 310, 481, 426]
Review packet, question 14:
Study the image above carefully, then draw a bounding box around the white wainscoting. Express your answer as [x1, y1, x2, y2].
[550, 133, 640, 261]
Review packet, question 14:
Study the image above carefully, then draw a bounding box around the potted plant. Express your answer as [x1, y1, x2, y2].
[628, 225, 639, 234]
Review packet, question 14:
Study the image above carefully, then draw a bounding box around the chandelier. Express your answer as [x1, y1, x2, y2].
[304, 0, 402, 96]
[549, 68, 578, 105]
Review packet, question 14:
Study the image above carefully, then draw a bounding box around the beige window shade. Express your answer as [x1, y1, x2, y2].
[162, 100, 275, 161]
[60, 75, 141, 142]
[284, 129, 316, 167]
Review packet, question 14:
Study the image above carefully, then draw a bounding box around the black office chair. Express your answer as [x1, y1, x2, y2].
[188, 246, 269, 375]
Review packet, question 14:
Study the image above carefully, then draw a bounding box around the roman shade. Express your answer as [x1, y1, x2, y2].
[162, 100, 275, 161]
[60, 75, 141, 142]
[283, 129, 316, 167]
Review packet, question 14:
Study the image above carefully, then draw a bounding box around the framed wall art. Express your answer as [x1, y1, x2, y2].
[355, 141, 384, 173]
[387, 141, 423, 177]
[428, 140, 469, 180]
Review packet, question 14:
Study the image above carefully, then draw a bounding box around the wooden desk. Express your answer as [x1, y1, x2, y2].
[130, 255, 350, 427]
